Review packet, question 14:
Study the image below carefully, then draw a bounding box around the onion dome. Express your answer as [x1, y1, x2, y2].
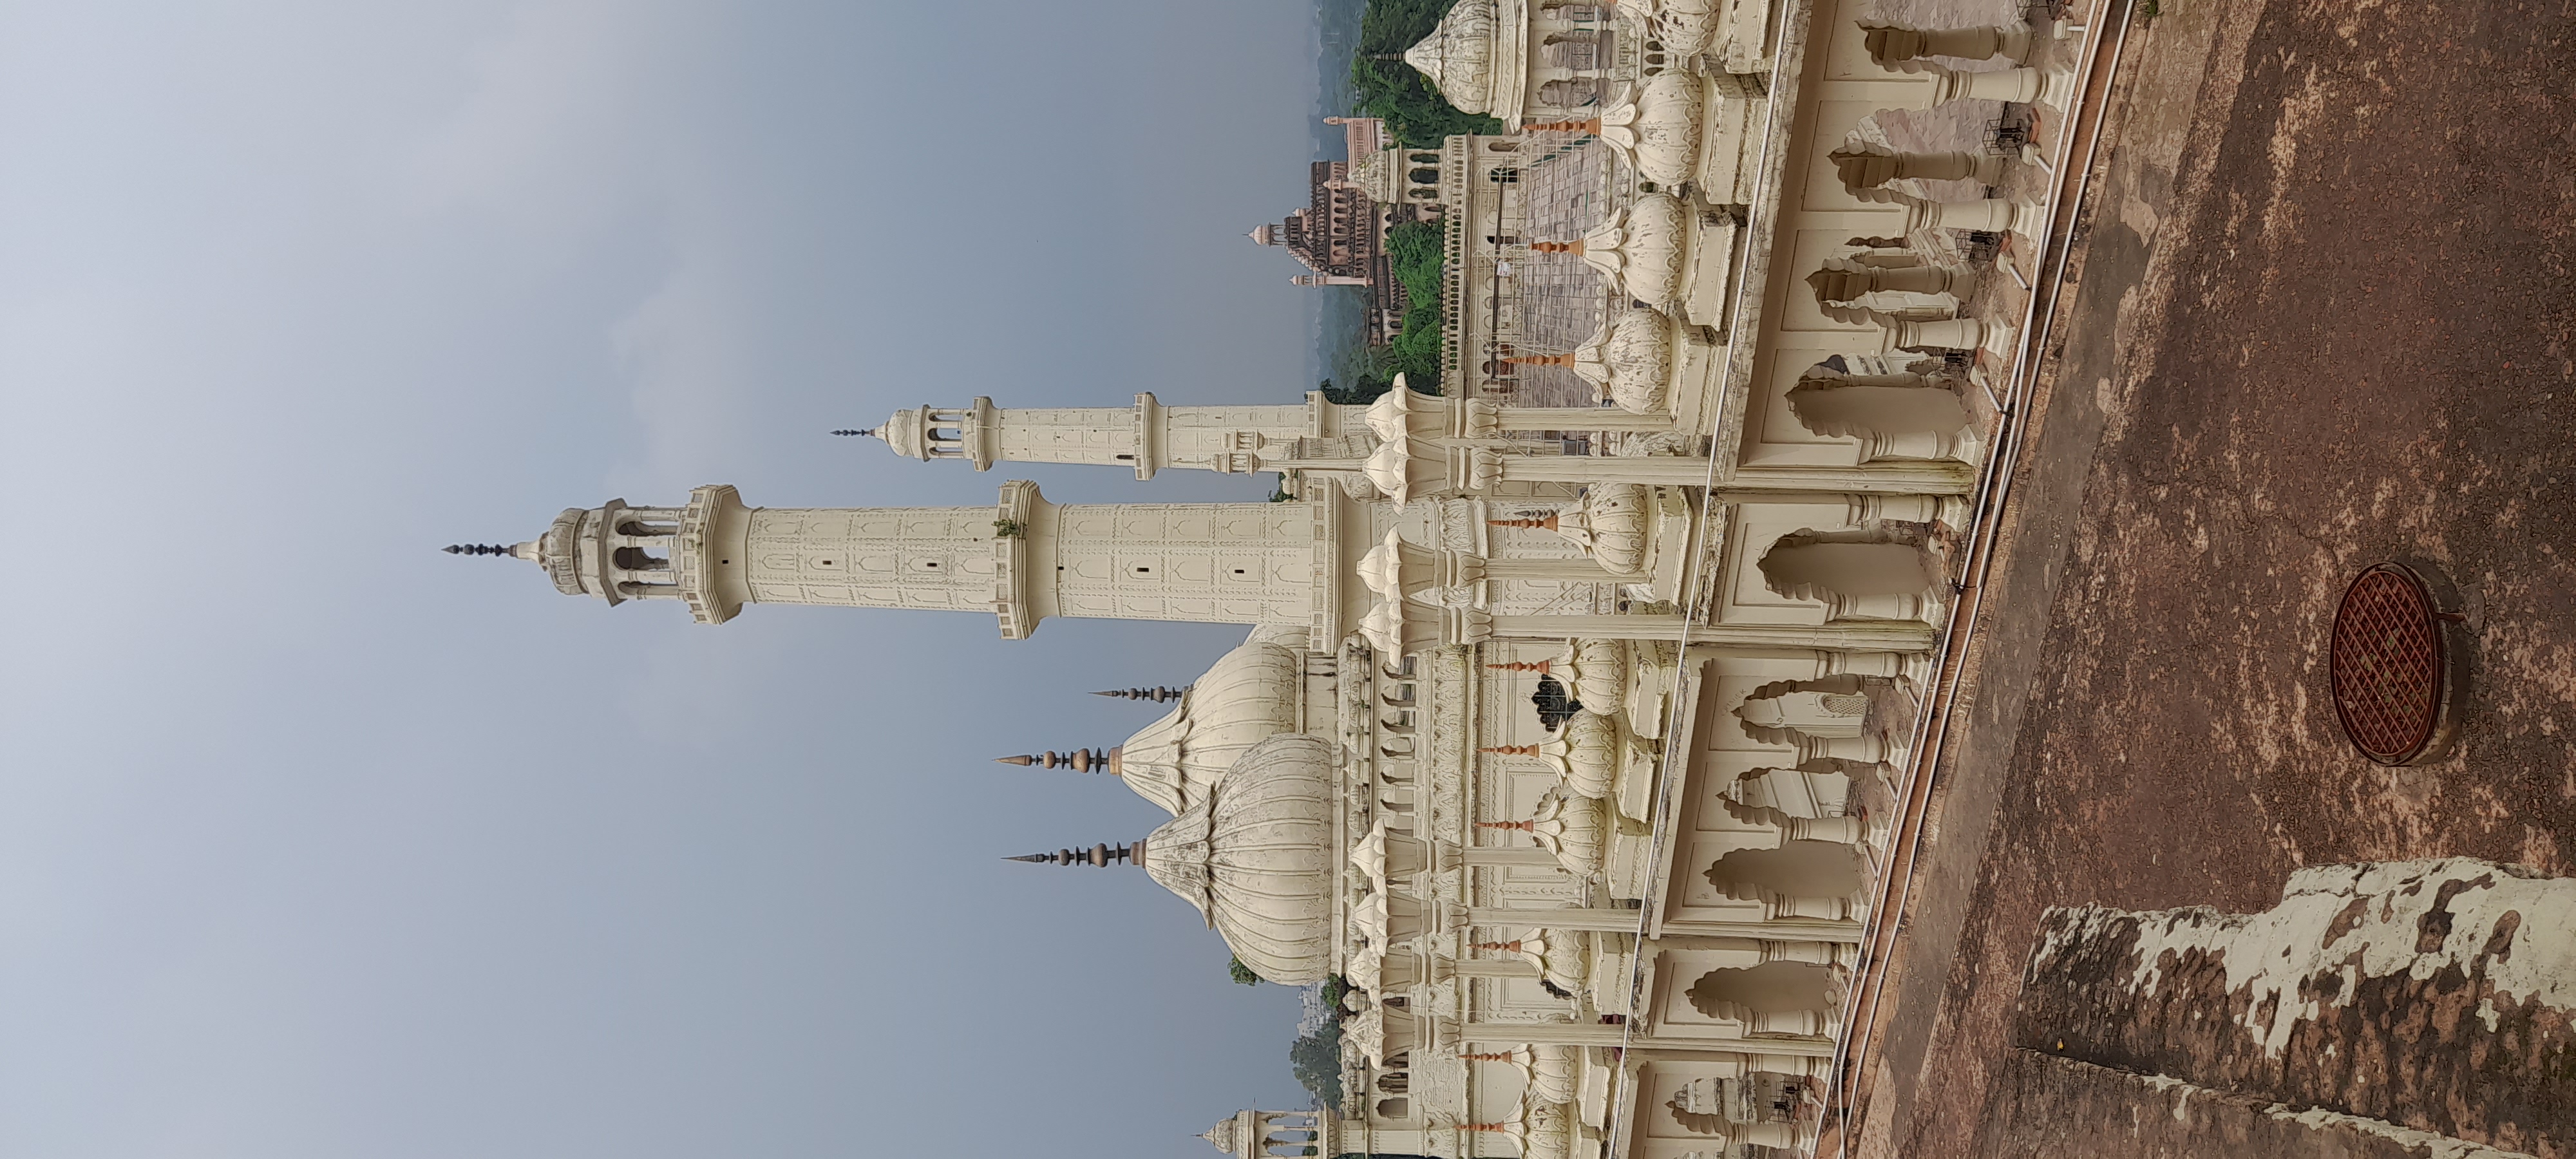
[1401, 0, 1522, 118]
[1477, 928, 1592, 997]
[1522, 1100, 1582, 1159]
[1575, 194, 1690, 312]
[1464, 1044, 1584, 1107]
[1356, 528, 1423, 602]
[1642, 0, 1720, 55]
[1528, 1043, 1583, 1105]
[1571, 308, 1672, 414]
[1557, 483, 1655, 576]
[1599, 73, 1704, 187]
[1115, 639, 1302, 815]
[1566, 639, 1632, 715]
[1484, 710, 1628, 800]
[1142, 734, 1338, 984]
[1466, 1099, 1581, 1159]
[1482, 784, 1611, 880]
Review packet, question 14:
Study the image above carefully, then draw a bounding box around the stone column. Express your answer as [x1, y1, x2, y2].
[1481, 557, 1647, 583]
[1463, 907, 1645, 932]
[1862, 21, 2034, 67]
[1927, 62, 2078, 109]
[1493, 406, 1678, 431]
[1487, 615, 1940, 652]
[1829, 147, 2007, 194]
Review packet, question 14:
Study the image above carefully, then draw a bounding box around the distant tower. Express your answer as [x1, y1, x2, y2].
[475, 482, 1332, 639]
[860, 393, 1375, 480]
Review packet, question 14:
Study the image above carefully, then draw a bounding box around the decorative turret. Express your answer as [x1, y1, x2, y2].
[1094, 686, 1189, 702]
[1005, 841, 1140, 867]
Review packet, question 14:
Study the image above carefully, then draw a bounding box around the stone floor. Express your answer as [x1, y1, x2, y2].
[1851, 0, 2576, 1151]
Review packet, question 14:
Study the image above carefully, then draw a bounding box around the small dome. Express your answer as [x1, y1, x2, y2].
[1116, 639, 1302, 815]
[1522, 1101, 1580, 1159]
[1144, 734, 1339, 984]
[1646, 0, 1720, 55]
[1528, 1043, 1582, 1105]
[1574, 308, 1672, 413]
[1601, 73, 1703, 187]
[1362, 433, 1452, 506]
[1566, 639, 1631, 715]
[1550, 711, 1627, 800]
[1579, 194, 1689, 312]
[1358, 528, 1434, 601]
[1248, 224, 1278, 246]
[876, 405, 933, 460]
[1564, 483, 1655, 575]
[1403, 0, 1504, 115]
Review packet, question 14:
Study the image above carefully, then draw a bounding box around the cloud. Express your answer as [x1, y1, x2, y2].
[611, 261, 750, 486]
[404, 0, 698, 228]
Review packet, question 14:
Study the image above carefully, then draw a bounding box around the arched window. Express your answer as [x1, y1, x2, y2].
[612, 547, 670, 571]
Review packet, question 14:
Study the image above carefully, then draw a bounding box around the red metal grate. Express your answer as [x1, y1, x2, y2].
[2329, 565, 2446, 764]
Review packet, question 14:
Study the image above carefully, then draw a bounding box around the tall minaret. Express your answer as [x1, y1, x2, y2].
[480, 482, 1336, 639]
[853, 388, 1682, 484]
[860, 393, 1372, 480]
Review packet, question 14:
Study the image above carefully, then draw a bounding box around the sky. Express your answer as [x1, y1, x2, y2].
[0, 2, 1356, 1156]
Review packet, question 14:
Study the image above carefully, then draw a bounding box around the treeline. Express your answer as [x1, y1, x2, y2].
[1323, 219, 1446, 406]
[1352, 0, 1506, 147]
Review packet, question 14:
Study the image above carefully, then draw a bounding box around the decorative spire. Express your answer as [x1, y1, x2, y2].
[1003, 841, 1141, 867]
[829, 428, 878, 438]
[442, 544, 514, 556]
[1091, 686, 1189, 702]
[994, 748, 1114, 773]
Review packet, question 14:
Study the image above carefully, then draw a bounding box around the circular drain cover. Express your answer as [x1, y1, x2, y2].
[2329, 564, 2448, 764]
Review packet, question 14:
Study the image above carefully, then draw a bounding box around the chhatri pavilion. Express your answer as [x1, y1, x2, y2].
[459, 1, 2085, 1154]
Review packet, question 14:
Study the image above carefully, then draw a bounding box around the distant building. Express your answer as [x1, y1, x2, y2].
[1250, 117, 1423, 344]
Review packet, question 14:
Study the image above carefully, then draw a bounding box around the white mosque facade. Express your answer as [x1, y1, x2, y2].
[470, 1, 2084, 1154]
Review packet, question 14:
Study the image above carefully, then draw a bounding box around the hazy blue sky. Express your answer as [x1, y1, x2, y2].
[0, 3, 1354, 1155]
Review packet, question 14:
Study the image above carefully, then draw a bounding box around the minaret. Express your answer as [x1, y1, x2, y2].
[853, 386, 1685, 484]
[858, 393, 1372, 480]
[473, 481, 1334, 639]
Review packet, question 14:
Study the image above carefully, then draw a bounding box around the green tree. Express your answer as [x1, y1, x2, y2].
[1229, 956, 1264, 986]
[1288, 1024, 1345, 1111]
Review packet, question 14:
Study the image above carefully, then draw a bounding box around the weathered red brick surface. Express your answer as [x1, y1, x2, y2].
[1858, 0, 2576, 1149]
[1975, 1051, 2540, 1159]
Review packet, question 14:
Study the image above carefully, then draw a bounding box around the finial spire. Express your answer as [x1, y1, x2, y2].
[829, 428, 879, 438]
[1002, 841, 1141, 867]
[443, 543, 515, 556]
[994, 748, 1113, 773]
[1091, 686, 1189, 702]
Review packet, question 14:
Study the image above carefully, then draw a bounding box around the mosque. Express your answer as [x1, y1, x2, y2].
[457, 1, 2082, 1155]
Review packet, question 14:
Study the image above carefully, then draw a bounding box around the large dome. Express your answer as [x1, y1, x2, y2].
[1143, 733, 1338, 984]
[1402, 0, 1525, 118]
[1115, 639, 1302, 815]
